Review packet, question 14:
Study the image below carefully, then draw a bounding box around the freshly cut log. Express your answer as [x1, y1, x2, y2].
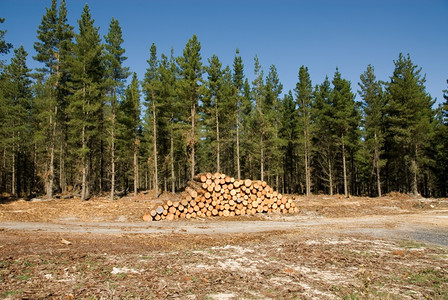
[193, 173, 208, 183]
[185, 187, 198, 198]
[144, 172, 299, 221]
[156, 206, 164, 214]
[142, 214, 152, 221]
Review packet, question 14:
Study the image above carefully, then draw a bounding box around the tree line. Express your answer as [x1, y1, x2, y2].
[1, 1, 447, 199]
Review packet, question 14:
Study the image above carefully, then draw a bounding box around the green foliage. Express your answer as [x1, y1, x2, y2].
[104, 17, 129, 196]
[142, 43, 161, 194]
[431, 81, 448, 196]
[117, 73, 140, 154]
[385, 53, 435, 194]
[311, 77, 337, 194]
[264, 64, 284, 186]
[279, 91, 299, 192]
[1, 46, 33, 195]
[32, 0, 74, 196]
[66, 4, 105, 198]
[68, 3, 104, 134]
[1, 2, 446, 197]
[359, 65, 386, 196]
[104, 18, 129, 90]
[295, 65, 313, 194]
[332, 68, 360, 196]
[177, 34, 203, 178]
[202, 54, 224, 172]
[156, 52, 181, 190]
[0, 17, 13, 56]
[177, 34, 203, 109]
[232, 48, 244, 92]
[332, 68, 359, 144]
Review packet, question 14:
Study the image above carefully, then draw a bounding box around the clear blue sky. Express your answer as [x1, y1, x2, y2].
[2, 0, 447, 105]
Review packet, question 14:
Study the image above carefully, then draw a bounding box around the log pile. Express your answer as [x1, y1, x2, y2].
[145, 173, 298, 221]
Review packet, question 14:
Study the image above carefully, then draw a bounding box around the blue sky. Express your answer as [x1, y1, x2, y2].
[2, 0, 447, 105]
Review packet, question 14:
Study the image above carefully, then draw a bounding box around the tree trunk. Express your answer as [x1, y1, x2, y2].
[304, 147, 310, 196]
[342, 136, 348, 197]
[133, 137, 139, 196]
[59, 141, 65, 193]
[170, 124, 175, 193]
[236, 115, 241, 179]
[110, 110, 115, 201]
[99, 131, 104, 193]
[47, 106, 56, 199]
[374, 132, 381, 197]
[152, 98, 159, 198]
[145, 165, 148, 190]
[304, 128, 311, 197]
[48, 131, 54, 198]
[81, 82, 87, 201]
[412, 159, 418, 196]
[81, 123, 87, 201]
[412, 145, 418, 196]
[328, 159, 333, 196]
[215, 99, 220, 173]
[11, 144, 15, 196]
[260, 133, 264, 181]
[191, 101, 196, 180]
[1, 148, 5, 191]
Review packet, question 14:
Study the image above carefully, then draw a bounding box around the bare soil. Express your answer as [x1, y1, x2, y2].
[1, 193, 447, 299]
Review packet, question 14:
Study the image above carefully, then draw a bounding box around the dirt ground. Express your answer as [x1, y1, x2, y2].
[1, 193, 447, 299]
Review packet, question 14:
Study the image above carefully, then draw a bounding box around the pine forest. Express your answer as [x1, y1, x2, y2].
[1, 1, 448, 201]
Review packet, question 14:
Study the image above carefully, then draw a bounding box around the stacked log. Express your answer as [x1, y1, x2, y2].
[146, 172, 298, 221]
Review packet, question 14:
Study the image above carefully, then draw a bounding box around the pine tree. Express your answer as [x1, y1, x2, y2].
[232, 49, 245, 179]
[0, 69, 7, 193]
[0, 17, 12, 56]
[443, 81, 448, 125]
[54, 0, 74, 193]
[385, 53, 435, 195]
[203, 55, 235, 174]
[33, 0, 58, 198]
[359, 64, 386, 196]
[264, 64, 283, 188]
[117, 73, 140, 195]
[311, 77, 336, 195]
[67, 4, 104, 200]
[2, 46, 33, 196]
[143, 43, 160, 197]
[104, 17, 129, 200]
[218, 66, 236, 176]
[295, 66, 313, 196]
[332, 68, 358, 197]
[240, 78, 253, 178]
[432, 81, 448, 196]
[251, 55, 265, 181]
[158, 50, 179, 192]
[33, 0, 74, 198]
[204, 55, 223, 172]
[177, 35, 203, 180]
[279, 91, 298, 193]
[0, 17, 12, 193]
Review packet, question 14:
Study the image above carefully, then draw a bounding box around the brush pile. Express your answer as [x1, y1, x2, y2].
[145, 172, 298, 221]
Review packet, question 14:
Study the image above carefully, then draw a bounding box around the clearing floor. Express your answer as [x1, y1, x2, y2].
[1, 193, 447, 299]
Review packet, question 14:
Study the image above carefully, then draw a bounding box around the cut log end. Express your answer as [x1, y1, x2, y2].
[150, 172, 298, 221]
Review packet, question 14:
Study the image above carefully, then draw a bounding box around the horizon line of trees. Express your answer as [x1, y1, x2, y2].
[1, 1, 448, 200]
